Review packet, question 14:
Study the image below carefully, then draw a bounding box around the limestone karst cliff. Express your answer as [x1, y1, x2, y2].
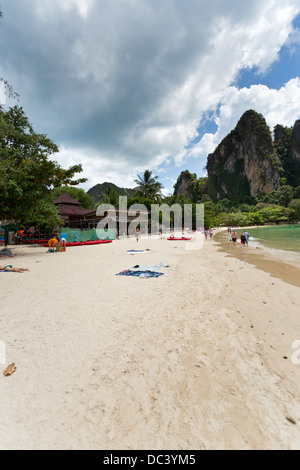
[206, 110, 282, 202]
[288, 120, 300, 187]
[173, 170, 208, 202]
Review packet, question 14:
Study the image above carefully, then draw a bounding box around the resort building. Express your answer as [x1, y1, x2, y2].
[54, 194, 149, 237]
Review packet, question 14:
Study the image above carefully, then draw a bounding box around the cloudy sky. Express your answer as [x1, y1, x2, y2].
[1, 0, 300, 195]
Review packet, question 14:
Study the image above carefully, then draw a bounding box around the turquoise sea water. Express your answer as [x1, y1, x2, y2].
[236, 225, 300, 253]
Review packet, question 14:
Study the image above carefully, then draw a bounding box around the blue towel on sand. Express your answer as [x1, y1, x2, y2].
[117, 270, 164, 278]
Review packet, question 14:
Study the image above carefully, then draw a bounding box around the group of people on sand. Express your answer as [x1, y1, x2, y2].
[229, 228, 250, 246]
[1, 232, 67, 273]
[48, 234, 67, 252]
[204, 228, 213, 240]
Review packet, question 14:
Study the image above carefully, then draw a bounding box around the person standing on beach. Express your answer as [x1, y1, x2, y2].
[243, 230, 250, 246]
[136, 227, 140, 242]
[231, 230, 237, 243]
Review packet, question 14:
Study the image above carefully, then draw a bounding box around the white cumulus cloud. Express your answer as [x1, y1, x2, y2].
[190, 78, 300, 164]
[0, 0, 300, 189]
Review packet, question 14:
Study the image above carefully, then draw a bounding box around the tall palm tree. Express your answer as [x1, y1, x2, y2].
[134, 169, 163, 202]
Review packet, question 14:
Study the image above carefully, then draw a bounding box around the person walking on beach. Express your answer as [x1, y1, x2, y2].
[231, 230, 237, 243]
[136, 226, 140, 242]
[209, 227, 213, 239]
[243, 230, 250, 246]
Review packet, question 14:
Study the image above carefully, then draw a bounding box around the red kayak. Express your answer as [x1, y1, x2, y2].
[43, 239, 112, 247]
[167, 237, 192, 241]
[21, 239, 49, 245]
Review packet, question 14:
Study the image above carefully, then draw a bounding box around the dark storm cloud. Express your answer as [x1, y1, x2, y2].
[0, 0, 299, 189]
[1, 0, 210, 149]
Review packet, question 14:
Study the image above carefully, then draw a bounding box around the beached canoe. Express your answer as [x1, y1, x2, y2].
[43, 239, 112, 247]
[20, 239, 50, 245]
[167, 237, 192, 241]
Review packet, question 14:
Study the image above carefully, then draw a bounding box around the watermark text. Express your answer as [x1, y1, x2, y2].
[0, 341, 6, 365]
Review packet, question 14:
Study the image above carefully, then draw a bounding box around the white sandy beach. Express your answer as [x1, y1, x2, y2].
[0, 234, 300, 450]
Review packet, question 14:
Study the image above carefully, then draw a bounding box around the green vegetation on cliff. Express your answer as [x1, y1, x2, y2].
[174, 110, 300, 227]
[206, 110, 281, 203]
[173, 170, 208, 203]
[274, 123, 300, 187]
[87, 182, 134, 205]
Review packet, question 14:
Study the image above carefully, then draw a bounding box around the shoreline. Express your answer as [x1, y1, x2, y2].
[214, 230, 300, 288]
[0, 237, 300, 450]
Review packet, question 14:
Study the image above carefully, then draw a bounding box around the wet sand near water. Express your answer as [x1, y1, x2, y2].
[215, 231, 300, 289]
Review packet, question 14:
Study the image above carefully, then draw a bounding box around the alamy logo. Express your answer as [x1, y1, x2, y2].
[0, 341, 6, 365]
[95, 196, 205, 251]
[291, 340, 300, 365]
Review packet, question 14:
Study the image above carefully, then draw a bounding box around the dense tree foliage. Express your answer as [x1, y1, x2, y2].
[274, 124, 300, 187]
[87, 182, 134, 206]
[95, 187, 120, 209]
[91, 180, 300, 229]
[0, 106, 86, 227]
[173, 170, 208, 203]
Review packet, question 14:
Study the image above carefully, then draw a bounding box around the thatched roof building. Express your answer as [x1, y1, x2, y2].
[53, 194, 94, 223]
[53, 193, 149, 234]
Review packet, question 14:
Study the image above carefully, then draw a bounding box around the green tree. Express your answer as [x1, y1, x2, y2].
[0, 106, 86, 226]
[279, 185, 294, 207]
[262, 191, 281, 205]
[288, 199, 300, 222]
[203, 201, 219, 228]
[247, 212, 264, 225]
[127, 196, 153, 211]
[295, 186, 300, 199]
[134, 169, 163, 202]
[215, 198, 233, 213]
[218, 211, 250, 227]
[200, 194, 212, 203]
[95, 187, 120, 208]
[164, 194, 192, 207]
[52, 186, 94, 209]
[258, 206, 290, 223]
